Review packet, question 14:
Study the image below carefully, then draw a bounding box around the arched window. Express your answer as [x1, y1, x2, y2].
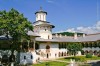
[22, 40, 28, 50]
[29, 42, 33, 48]
[46, 45, 50, 49]
[35, 43, 39, 50]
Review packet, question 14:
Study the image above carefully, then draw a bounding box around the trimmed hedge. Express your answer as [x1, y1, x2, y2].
[85, 54, 92, 58]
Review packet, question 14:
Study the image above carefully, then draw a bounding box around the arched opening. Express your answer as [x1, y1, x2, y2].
[46, 45, 50, 58]
[62, 52, 63, 56]
[47, 53, 49, 58]
[64, 52, 67, 56]
[22, 40, 28, 51]
[89, 50, 93, 55]
[46, 45, 50, 49]
[85, 50, 88, 54]
[94, 50, 97, 55]
[81, 50, 84, 55]
[58, 52, 61, 57]
[35, 43, 39, 50]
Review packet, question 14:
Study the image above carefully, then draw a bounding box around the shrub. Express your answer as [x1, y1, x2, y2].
[85, 53, 92, 58]
[75, 56, 86, 62]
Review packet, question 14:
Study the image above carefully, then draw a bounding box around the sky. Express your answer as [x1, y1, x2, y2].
[0, 0, 100, 34]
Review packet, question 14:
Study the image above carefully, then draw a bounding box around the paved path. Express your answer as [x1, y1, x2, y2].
[87, 60, 100, 66]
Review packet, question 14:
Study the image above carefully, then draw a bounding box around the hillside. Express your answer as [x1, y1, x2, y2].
[53, 32, 84, 36]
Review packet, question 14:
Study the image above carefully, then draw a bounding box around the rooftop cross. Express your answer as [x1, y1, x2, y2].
[40, 6, 43, 11]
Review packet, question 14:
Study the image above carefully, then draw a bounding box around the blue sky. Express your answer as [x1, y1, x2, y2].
[0, 0, 100, 33]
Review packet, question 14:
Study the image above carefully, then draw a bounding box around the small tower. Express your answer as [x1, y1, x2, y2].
[33, 7, 55, 39]
[35, 7, 47, 21]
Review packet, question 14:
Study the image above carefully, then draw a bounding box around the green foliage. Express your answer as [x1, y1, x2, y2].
[0, 8, 33, 41]
[74, 56, 86, 62]
[67, 43, 83, 56]
[0, 8, 33, 50]
[59, 56, 100, 62]
[85, 54, 92, 58]
[53, 32, 84, 36]
[33, 61, 67, 66]
[62, 56, 86, 62]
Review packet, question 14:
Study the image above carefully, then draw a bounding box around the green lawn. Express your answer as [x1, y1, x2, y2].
[32, 56, 100, 66]
[33, 61, 67, 66]
[58, 56, 100, 62]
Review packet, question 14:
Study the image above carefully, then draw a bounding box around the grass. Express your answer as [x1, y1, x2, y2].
[58, 56, 100, 62]
[33, 61, 67, 66]
[22, 56, 100, 66]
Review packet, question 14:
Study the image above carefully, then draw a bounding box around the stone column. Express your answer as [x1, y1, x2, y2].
[33, 39, 36, 51]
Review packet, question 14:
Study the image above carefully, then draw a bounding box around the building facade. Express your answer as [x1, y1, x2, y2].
[31, 8, 100, 60]
[0, 8, 100, 64]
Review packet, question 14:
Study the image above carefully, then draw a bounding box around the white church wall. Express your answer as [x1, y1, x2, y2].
[50, 43, 59, 58]
[39, 43, 59, 58]
[39, 32, 52, 39]
[20, 52, 38, 64]
[36, 13, 46, 21]
[82, 47, 100, 51]
[59, 48, 67, 53]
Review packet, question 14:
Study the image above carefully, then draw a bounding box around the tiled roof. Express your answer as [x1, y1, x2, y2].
[36, 33, 100, 42]
[27, 31, 40, 37]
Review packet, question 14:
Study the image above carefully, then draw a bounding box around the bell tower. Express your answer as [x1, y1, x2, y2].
[33, 7, 55, 39]
[35, 7, 47, 21]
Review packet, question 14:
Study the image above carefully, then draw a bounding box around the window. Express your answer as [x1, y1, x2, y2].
[40, 15, 41, 20]
[59, 44, 61, 49]
[31, 55, 33, 59]
[45, 29, 46, 31]
[36, 14, 38, 18]
[46, 45, 50, 49]
[29, 42, 33, 48]
[48, 35, 50, 39]
[24, 56, 26, 59]
[35, 43, 39, 50]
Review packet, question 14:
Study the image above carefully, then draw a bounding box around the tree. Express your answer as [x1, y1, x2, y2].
[67, 42, 83, 56]
[0, 8, 33, 51]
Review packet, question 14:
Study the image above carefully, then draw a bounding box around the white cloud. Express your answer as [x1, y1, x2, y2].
[55, 21, 100, 34]
[54, 30, 65, 33]
[66, 28, 75, 33]
[47, 0, 54, 3]
[66, 21, 100, 34]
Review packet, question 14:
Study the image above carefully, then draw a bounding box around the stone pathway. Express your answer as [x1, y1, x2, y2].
[87, 60, 100, 66]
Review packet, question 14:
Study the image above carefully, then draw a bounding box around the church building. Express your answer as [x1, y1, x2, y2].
[21, 7, 100, 63]
[0, 7, 100, 64]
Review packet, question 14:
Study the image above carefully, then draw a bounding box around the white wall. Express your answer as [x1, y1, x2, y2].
[20, 52, 38, 64]
[39, 32, 52, 39]
[36, 13, 46, 21]
[82, 47, 100, 51]
[39, 43, 59, 58]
